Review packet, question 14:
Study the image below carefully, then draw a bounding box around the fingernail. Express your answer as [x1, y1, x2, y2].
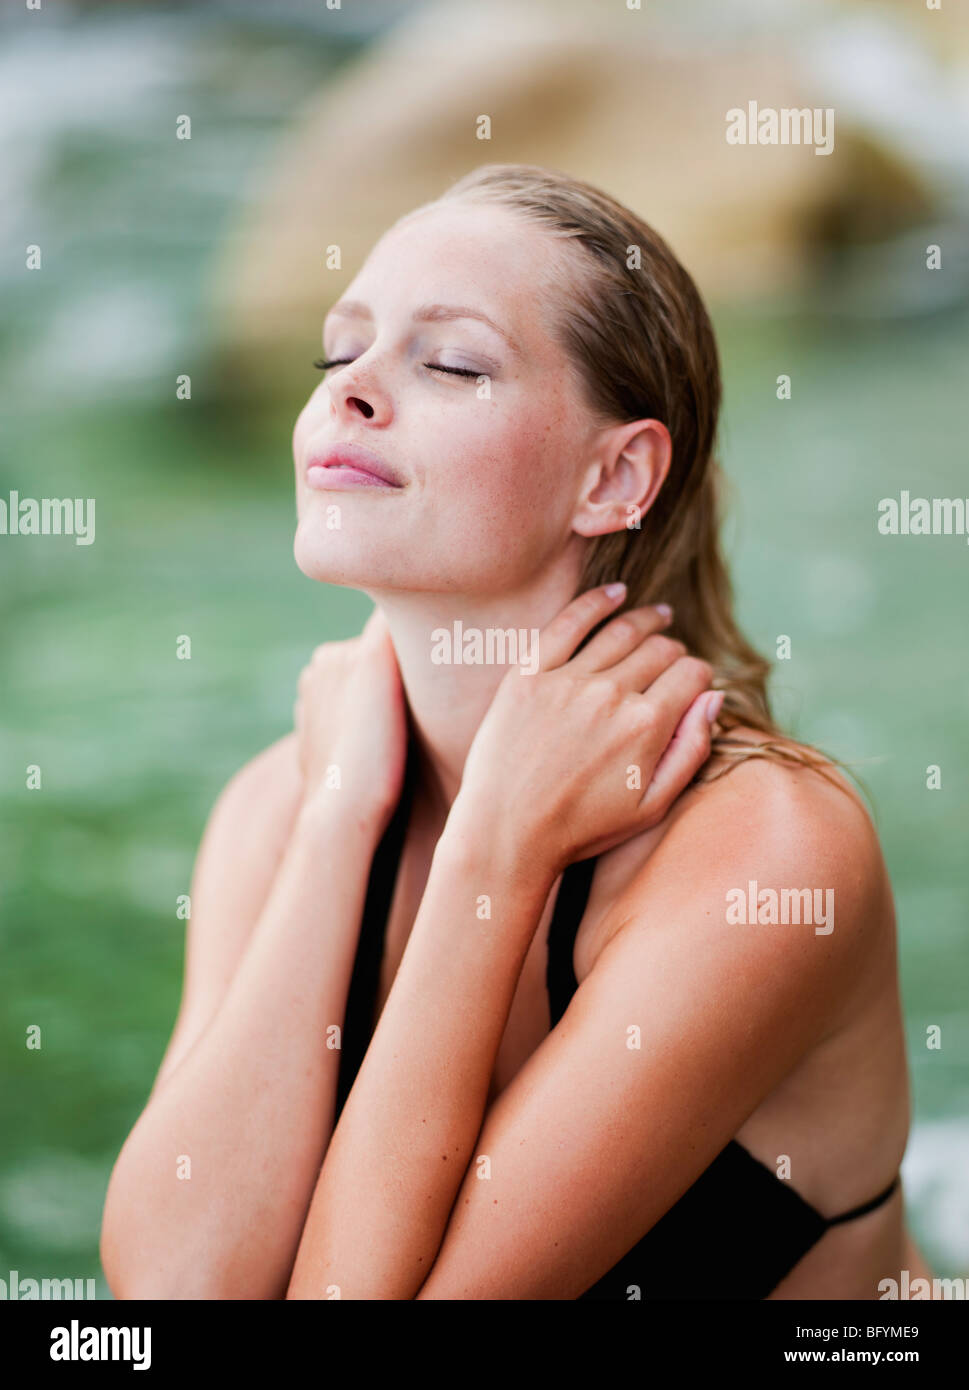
[604, 582, 626, 599]
[654, 603, 673, 621]
[704, 691, 725, 724]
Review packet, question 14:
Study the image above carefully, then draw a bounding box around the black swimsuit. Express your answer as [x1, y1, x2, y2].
[334, 742, 901, 1300]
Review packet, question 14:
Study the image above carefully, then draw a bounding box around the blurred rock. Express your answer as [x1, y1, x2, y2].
[208, 0, 966, 398]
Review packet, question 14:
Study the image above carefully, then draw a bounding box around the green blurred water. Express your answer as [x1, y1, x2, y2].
[1, 1, 967, 1292]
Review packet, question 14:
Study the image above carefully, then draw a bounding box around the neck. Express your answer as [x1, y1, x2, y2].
[365, 572, 580, 823]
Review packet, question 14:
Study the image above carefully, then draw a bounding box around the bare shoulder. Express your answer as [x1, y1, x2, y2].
[685, 726, 885, 886]
[644, 726, 892, 967]
[193, 728, 306, 930]
[590, 727, 892, 1017]
[203, 730, 304, 863]
[150, 732, 305, 1093]
[566, 727, 900, 1129]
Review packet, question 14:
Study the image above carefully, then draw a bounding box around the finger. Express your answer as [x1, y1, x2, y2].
[362, 607, 388, 640]
[607, 632, 687, 694]
[642, 689, 723, 811]
[568, 603, 674, 672]
[633, 655, 716, 748]
[536, 583, 628, 670]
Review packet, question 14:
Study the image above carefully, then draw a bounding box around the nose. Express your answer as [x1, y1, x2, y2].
[328, 358, 391, 427]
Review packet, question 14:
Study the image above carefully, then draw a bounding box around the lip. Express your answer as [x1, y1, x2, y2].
[305, 442, 404, 490]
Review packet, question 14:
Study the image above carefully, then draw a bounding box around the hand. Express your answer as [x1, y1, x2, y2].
[293, 608, 408, 832]
[451, 585, 722, 878]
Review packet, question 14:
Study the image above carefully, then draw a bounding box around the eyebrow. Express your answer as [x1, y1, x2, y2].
[326, 299, 520, 354]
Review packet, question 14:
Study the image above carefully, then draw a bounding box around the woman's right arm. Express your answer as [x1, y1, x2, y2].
[100, 621, 408, 1299]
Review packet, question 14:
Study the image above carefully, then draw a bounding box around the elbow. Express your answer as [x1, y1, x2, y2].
[100, 1233, 235, 1301]
[101, 1148, 293, 1300]
[102, 1214, 284, 1301]
[98, 1230, 125, 1301]
[100, 1167, 137, 1299]
[100, 1174, 220, 1301]
[100, 1135, 167, 1298]
[99, 1221, 159, 1302]
[99, 1207, 172, 1302]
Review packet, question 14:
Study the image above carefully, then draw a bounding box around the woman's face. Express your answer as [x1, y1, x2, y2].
[292, 200, 598, 598]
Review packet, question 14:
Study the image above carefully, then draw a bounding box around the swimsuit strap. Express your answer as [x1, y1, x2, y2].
[546, 855, 597, 1029]
[824, 1173, 901, 1226]
[333, 734, 419, 1120]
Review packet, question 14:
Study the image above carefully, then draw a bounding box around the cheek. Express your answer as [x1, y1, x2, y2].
[462, 413, 573, 526]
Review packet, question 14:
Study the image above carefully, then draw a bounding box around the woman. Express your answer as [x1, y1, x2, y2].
[101, 164, 934, 1300]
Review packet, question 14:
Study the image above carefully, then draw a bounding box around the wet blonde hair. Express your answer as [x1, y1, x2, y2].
[434, 163, 848, 788]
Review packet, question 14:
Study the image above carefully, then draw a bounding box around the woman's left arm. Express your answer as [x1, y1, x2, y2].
[286, 748, 876, 1300]
[411, 762, 876, 1299]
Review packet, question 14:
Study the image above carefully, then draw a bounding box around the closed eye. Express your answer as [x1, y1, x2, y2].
[425, 364, 480, 379]
[312, 358, 481, 379]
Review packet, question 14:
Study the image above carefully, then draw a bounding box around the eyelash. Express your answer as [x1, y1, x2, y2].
[312, 357, 480, 379]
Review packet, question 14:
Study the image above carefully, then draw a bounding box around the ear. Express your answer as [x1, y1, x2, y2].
[571, 419, 672, 538]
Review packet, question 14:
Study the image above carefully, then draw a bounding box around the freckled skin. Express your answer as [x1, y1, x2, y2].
[291, 203, 596, 598]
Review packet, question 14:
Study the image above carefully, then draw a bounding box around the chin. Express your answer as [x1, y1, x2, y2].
[294, 525, 362, 586]
[292, 522, 407, 591]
